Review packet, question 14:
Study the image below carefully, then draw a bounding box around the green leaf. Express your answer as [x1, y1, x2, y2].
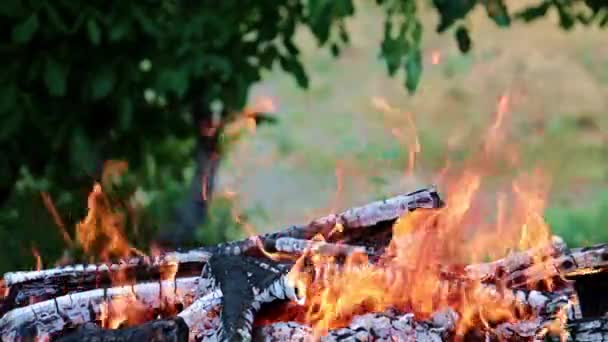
[158, 69, 189, 98]
[0, 84, 17, 114]
[12, 13, 39, 43]
[380, 20, 407, 77]
[515, 1, 551, 22]
[279, 56, 309, 88]
[330, 43, 340, 57]
[90, 68, 115, 100]
[432, 0, 477, 32]
[118, 99, 133, 131]
[87, 19, 101, 45]
[44, 58, 68, 97]
[0, 87, 22, 140]
[485, 0, 511, 27]
[308, 0, 332, 44]
[109, 19, 131, 41]
[0, 1, 25, 18]
[405, 49, 422, 93]
[70, 128, 96, 176]
[556, 4, 575, 29]
[259, 45, 278, 69]
[455, 26, 472, 53]
[44, 4, 69, 32]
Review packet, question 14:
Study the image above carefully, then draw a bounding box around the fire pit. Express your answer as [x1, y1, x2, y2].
[1, 186, 607, 341]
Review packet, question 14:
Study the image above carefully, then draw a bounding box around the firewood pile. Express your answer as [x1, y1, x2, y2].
[1, 186, 608, 341]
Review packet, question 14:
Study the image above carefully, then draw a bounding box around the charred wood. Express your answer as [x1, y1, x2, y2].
[58, 318, 189, 342]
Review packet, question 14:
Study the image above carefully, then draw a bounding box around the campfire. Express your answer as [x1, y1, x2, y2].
[2, 97, 607, 342]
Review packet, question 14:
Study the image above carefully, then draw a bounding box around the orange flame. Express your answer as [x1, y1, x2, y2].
[372, 97, 421, 177]
[289, 92, 556, 337]
[31, 247, 42, 271]
[75, 183, 135, 261]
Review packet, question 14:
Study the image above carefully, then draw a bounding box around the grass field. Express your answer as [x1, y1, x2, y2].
[216, 1, 608, 247]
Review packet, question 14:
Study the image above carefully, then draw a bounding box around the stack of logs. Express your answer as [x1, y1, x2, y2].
[1, 187, 608, 341]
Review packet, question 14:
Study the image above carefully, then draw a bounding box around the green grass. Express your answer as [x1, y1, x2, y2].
[216, 3, 608, 248]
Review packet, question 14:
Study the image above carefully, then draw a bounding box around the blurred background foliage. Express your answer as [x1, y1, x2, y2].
[1, 0, 608, 273]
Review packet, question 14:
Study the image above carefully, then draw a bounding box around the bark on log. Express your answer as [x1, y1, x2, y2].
[208, 186, 443, 256]
[0, 277, 200, 340]
[465, 236, 567, 281]
[177, 290, 222, 340]
[3, 250, 210, 287]
[271, 237, 373, 256]
[501, 243, 608, 288]
[58, 318, 189, 342]
[0, 250, 208, 315]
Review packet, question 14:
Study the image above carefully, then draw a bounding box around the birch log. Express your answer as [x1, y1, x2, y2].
[0, 277, 201, 341]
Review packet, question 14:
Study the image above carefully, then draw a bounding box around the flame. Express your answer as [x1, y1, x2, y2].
[288, 93, 557, 337]
[76, 183, 136, 261]
[100, 293, 150, 329]
[31, 247, 42, 271]
[372, 97, 420, 177]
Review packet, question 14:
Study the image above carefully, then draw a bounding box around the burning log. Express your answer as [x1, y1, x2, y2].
[270, 237, 373, 256]
[209, 186, 443, 254]
[0, 277, 200, 340]
[1, 187, 441, 315]
[2, 250, 210, 287]
[4, 185, 608, 342]
[464, 235, 567, 281]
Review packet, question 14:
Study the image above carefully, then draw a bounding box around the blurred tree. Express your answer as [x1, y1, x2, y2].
[0, 0, 607, 271]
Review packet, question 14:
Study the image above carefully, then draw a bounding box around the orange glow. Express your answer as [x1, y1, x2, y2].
[100, 293, 150, 329]
[101, 160, 129, 187]
[372, 97, 420, 177]
[431, 50, 441, 65]
[288, 93, 557, 337]
[31, 247, 42, 271]
[329, 161, 344, 214]
[75, 183, 134, 261]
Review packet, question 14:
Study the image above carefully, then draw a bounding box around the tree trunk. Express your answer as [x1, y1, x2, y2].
[157, 100, 222, 249]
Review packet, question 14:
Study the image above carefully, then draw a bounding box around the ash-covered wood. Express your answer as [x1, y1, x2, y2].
[58, 318, 189, 342]
[0, 277, 200, 340]
[3, 250, 209, 287]
[548, 317, 608, 341]
[254, 310, 452, 341]
[206, 254, 301, 341]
